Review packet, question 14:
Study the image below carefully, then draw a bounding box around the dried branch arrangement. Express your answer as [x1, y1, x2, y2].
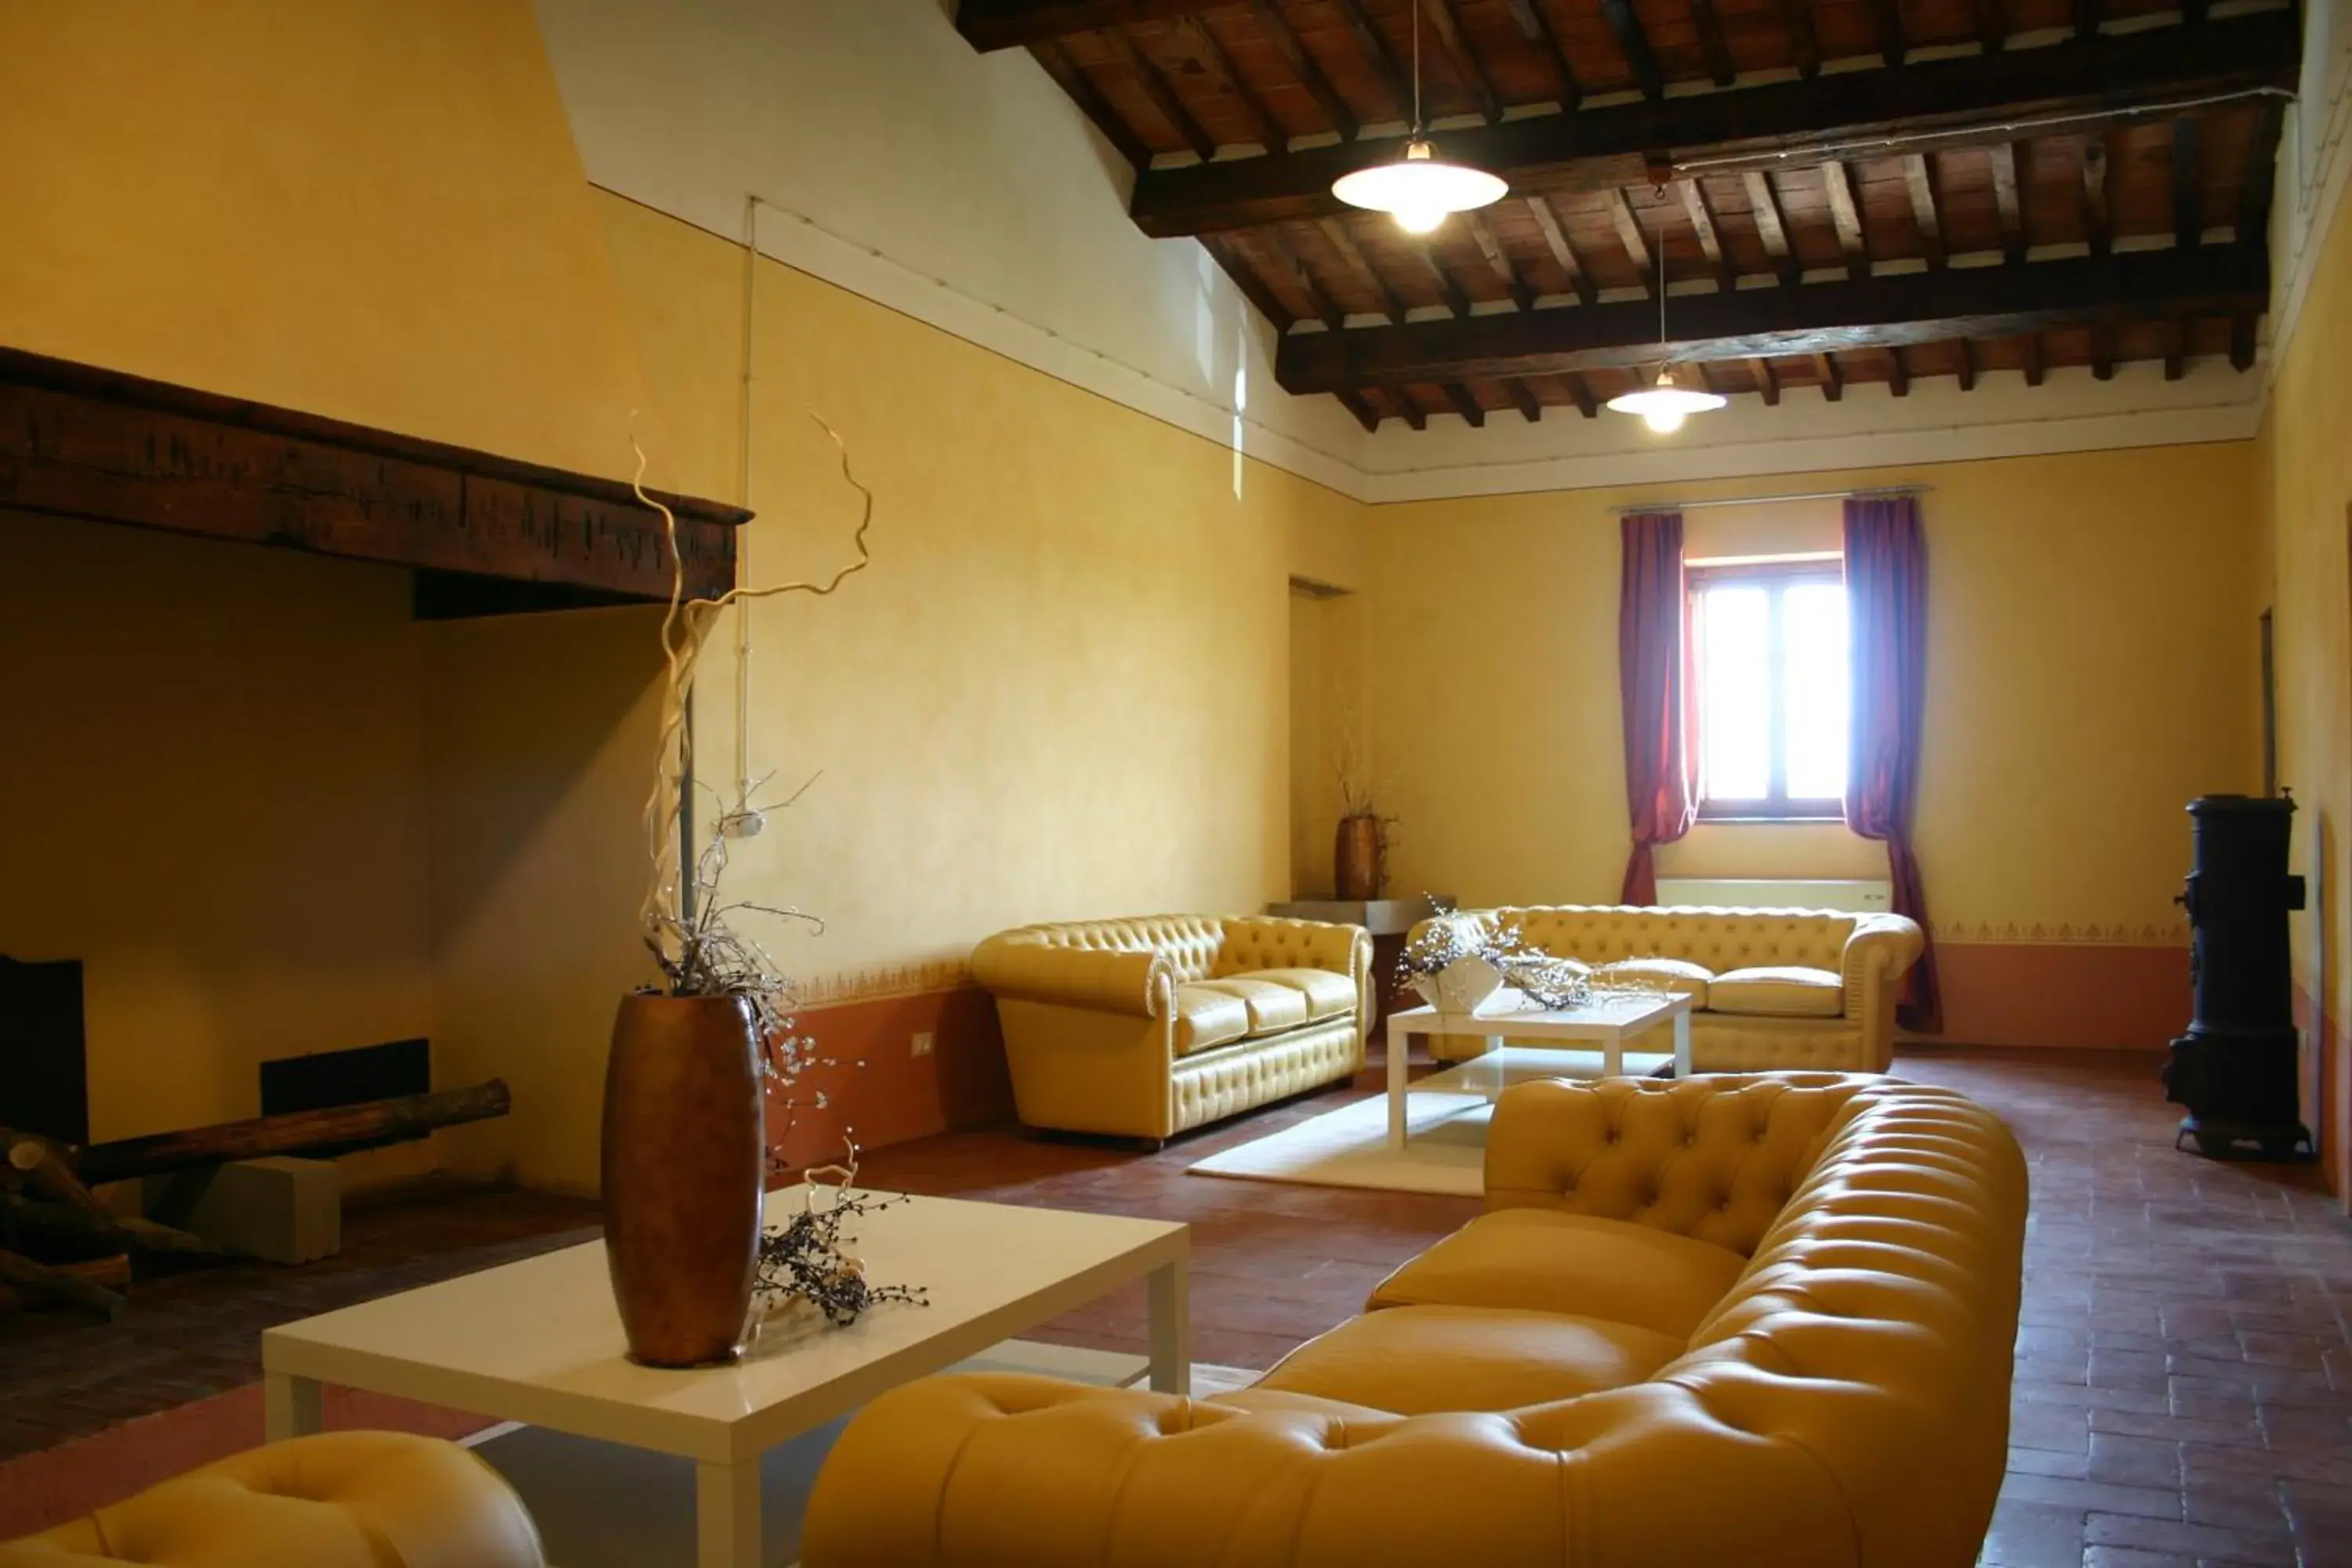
[628, 423, 920, 1330]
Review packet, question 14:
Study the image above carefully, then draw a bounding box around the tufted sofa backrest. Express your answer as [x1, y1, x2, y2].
[1484, 1074, 1870, 1255]
[1500, 905, 1857, 973]
[993, 916, 1230, 983]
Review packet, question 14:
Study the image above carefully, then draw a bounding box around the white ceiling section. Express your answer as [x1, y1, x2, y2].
[536, 0, 2332, 505]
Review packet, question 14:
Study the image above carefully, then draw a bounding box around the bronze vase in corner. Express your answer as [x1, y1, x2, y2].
[1334, 812, 1384, 901]
[601, 991, 765, 1367]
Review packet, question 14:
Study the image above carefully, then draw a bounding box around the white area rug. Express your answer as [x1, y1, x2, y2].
[1185, 1086, 1493, 1197]
[464, 1340, 1255, 1567]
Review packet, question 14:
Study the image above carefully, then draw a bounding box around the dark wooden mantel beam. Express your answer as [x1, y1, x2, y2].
[0, 348, 746, 608]
[1131, 9, 2300, 234]
[1276, 242, 2269, 390]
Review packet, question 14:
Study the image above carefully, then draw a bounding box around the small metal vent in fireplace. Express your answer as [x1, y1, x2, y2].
[2162, 793, 2313, 1160]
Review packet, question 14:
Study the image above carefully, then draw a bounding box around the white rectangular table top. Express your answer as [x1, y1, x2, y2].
[263, 1186, 1187, 1465]
[1388, 989, 1693, 1036]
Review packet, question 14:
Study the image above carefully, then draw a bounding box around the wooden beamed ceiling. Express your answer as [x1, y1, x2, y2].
[958, 1, 2299, 429]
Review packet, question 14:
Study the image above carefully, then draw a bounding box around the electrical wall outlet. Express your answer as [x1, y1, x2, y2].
[911, 1031, 935, 1058]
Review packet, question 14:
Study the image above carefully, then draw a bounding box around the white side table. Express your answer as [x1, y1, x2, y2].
[1385, 993, 1695, 1149]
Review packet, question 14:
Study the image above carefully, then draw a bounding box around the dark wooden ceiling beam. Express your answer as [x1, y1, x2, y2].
[1335, 389, 1381, 430]
[1203, 232, 1299, 326]
[1681, 179, 1737, 292]
[1608, 188, 1655, 281]
[1317, 216, 1408, 321]
[2074, 0, 2101, 41]
[1501, 0, 1581, 107]
[2020, 331, 2044, 385]
[1442, 383, 1487, 426]
[1029, 39, 1151, 165]
[1955, 338, 1976, 390]
[1504, 379, 1544, 422]
[1464, 209, 1536, 310]
[1173, 15, 1281, 151]
[1098, 26, 1218, 160]
[1751, 357, 1780, 404]
[1815, 351, 1844, 400]
[1904, 154, 1946, 270]
[1389, 387, 1429, 429]
[1874, 0, 1908, 68]
[1416, 0, 1503, 124]
[1276, 241, 2269, 389]
[1886, 346, 1911, 396]
[1599, 0, 1668, 102]
[2230, 313, 2258, 370]
[2163, 315, 2187, 380]
[1562, 372, 1599, 417]
[1991, 142, 2027, 265]
[2091, 321, 2116, 379]
[1327, 0, 1413, 122]
[2081, 135, 2112, 257]
[1128, 9, 2300, 234]
[2172, 114, 2203, 249]
[960, 0, 1240, 51]
[1822, 161, 1868, 280]
[1526, 194, 1596, 304]
[2239, 97, 2285, 245]
[1690, 0, 1739, 87]
[1408, 236, 1474, 317]
[1782, 0, 1823, 77]
[1249, 0, 1357, 141]
[1255, 224, 1345, 328]
[1974, 0, 2005, 53]
[1744, 172, 1797, 285]
[0, 348, 746, 603]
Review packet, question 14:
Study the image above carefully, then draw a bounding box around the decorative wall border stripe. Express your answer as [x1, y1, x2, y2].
[1931, 920, 2189, 946]
[795, 959, 975, 1011]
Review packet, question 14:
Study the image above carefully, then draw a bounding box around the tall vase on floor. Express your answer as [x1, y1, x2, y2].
[601, 992, 764, 1367]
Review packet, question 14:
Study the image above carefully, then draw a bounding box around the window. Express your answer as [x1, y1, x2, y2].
[1691, 560, 1849, 819]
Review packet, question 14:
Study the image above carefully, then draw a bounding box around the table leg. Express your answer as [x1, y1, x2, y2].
[696, 1458, 763, 1568]
[263, 1371, 322, 1442]
[1606, 1031, 1623, 1078]
[1387, 1016, 1409, 1149]
[1675, 1010, 1693, 1078]
[1147, 1253, 1191, 1396]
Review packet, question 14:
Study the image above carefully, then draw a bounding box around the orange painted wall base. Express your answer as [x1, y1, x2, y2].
[764, 985, 1011, 1173]
[1929, 942, 2189, 1051]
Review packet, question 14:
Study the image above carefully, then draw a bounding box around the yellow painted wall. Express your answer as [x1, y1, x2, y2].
[0, 510, 437, 1184]
[1366, 441, 2263, 946]
[0, 0, 652, 480]
[2259, 164, 2352, 1200]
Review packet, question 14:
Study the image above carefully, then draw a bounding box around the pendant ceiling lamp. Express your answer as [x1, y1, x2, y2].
[1606, 241, 1729, 434]
[1329, 4, 1504, 234]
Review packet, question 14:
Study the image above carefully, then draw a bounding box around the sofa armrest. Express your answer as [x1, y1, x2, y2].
[800, 1372, 1860, 1568]
[1839, 913, 1924, 1020]
[971, 935, 1173, 1018]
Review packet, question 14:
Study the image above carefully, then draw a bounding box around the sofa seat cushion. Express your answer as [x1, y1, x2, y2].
[1172, 985, 1251, 1055]
[1190, 977, 1310, 1036]
[1593, 957, 1713, 1005]
[1254, 1303, 1683, 1416]
[1230, 967, 1355, 1023]
[1709, 965, 1844, 1018]
[1366, 1208, 1748, 1339]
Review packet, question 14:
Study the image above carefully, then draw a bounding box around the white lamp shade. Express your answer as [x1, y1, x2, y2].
[1330, 141, 1507, 228]
[1606, 368, 1729, 434]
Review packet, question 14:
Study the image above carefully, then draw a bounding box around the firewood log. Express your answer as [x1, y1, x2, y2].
[77, 1080, 511, 1185]
[0, 1247, 125, 1317]
[6, 1134, 109, 1216]
[0, 1192, 234, 1261]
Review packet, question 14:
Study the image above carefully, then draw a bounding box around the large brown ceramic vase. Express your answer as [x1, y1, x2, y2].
[601, 991, 764, 1367]
[1334, 812, 1385, 901]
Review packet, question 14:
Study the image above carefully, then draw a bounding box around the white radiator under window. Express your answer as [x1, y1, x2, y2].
[1653, 878, 1893, 914]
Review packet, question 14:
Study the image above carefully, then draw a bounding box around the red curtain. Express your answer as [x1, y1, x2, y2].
[1619, 511, 1696, 905]
[1844, 495, 1943, 1032]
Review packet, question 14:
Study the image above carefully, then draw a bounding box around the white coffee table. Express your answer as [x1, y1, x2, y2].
[1386, 991, 1695, 1149]
[262, 1186, 1188, 1568]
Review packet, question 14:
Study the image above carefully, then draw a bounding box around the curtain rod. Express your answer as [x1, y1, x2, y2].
[1610, 485, 1929, 516]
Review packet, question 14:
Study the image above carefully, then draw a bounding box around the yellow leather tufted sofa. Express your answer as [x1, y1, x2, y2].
[971, 915, 1372, 1142]
[0, 1432, 545, 1567]
[1421, 905, 1925, 1071]
[801, 1073, 2027, 1568]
